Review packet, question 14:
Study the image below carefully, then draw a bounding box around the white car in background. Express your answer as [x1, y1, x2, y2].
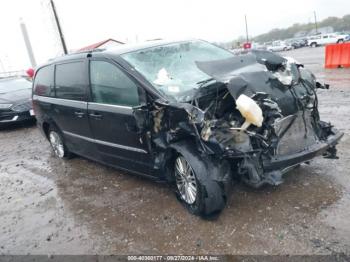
[266, 41, 293, 52]
[307, 33, 348, 47]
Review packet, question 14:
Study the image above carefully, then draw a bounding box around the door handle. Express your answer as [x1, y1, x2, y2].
[74, 111, 85, 118]
[89, 113, 103, 120]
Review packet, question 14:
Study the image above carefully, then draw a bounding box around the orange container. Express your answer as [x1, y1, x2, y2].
[325, 42, 350, 68]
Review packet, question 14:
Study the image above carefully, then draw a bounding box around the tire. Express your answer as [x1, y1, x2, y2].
[171, 144, 231, 217]
[337, 39, 344, 44]
[48, 126, 71, 159]
[310, 42, 317, 48]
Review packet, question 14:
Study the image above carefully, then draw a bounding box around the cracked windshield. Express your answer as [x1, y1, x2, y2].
[121, 40, 233, 102]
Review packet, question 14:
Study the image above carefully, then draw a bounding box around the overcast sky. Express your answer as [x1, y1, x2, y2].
[1, 0, 349, 71]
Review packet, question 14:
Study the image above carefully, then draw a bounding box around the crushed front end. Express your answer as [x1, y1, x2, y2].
[134, 50, 343, 188]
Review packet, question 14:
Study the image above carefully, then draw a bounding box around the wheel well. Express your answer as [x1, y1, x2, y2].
[42, 121, 60, 139]
[43, 122, 50, 139]
[162, 148, 178, 183]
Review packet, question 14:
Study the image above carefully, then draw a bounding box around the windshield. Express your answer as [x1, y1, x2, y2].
[121, 40, 234, 102]
[0, 78, 32, 93]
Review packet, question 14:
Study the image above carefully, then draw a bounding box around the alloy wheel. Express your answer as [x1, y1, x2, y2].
[175, 156, 198, 204]
[49, 131, 65, 158]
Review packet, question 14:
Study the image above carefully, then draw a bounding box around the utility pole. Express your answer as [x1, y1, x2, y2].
[245, 15, 249, 42]
[314, 11, 318, 35]
[50, 0, 68, 54]
[20, 19, 37, 68]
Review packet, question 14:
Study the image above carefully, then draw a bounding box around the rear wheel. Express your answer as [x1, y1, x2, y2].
[310, 42, 317, 48]
[337, 39, 344, 44]
[48, 127, 71, 159]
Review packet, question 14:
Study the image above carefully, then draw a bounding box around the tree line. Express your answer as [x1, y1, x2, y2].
[254, 14, 350, 43]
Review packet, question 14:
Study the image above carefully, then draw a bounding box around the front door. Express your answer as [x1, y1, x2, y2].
[87, 59, 154, 175]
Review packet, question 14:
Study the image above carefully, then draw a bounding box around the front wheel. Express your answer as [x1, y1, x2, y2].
[48, 127, 71, 158]
[337, 39, 344, 44]
[175, 156, 199, 206]
[310, 42, 317, 48]
[172, 147, 231, 217]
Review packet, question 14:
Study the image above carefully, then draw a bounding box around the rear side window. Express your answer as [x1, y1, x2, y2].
[89, 60, 139, 106]
[55, 61, 86, 101]
[33, 65, 54, 96]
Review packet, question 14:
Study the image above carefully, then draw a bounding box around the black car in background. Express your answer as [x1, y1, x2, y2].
[286, 39, 307, 49]
[0, 77, 35, 125]
[32, 40, 342, 217]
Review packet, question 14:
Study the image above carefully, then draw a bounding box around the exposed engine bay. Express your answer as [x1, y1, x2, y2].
[133, 50, 343, 188]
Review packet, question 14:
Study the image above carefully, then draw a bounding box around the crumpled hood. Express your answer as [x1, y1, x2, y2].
[196, 50, 313, 116]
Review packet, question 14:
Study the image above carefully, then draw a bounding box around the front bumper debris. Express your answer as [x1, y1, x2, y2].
[263, 129, 343, 171]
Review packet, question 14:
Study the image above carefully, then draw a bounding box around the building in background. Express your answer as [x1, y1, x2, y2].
[76, 38, 124, 52]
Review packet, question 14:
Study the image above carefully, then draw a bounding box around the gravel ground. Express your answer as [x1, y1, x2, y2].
[0, 47, 350, 255]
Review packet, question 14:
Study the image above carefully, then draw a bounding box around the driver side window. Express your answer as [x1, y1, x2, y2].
[89, 60, 139, 106]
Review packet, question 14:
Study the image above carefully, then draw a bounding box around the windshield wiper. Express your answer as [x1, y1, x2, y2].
[196, 77, 215, 87]
[190, 78, 217, 102]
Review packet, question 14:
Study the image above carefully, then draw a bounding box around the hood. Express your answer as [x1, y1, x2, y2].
[195, 50, 315, 116]
[0, 88, 32, 104]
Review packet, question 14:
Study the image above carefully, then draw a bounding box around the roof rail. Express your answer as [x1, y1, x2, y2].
[73, 48, 106, 56]
[46, 48, 106, 62]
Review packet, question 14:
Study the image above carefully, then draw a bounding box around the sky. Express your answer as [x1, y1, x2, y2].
[1, 0, 349, 71]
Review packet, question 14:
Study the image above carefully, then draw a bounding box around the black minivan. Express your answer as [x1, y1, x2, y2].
[33, 40, 342, 216]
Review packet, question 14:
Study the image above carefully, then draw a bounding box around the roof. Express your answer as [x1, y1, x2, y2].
[104, 38, 197, 56]
[39, 39, 200, 68]
[77, 38, 124, 52]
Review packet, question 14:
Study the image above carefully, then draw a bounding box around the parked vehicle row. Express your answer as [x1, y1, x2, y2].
[285, 38, 308, 49]
[250, 39, 307, 53]
[306, 33, 350, 47]
[245, 32, 350, 53]
[265, 40, 293, 52]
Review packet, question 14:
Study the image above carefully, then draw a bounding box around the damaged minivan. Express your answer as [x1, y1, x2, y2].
[33, 39, 343, 216]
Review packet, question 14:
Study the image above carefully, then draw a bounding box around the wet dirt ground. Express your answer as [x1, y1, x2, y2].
[1, 47, 350, 255]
